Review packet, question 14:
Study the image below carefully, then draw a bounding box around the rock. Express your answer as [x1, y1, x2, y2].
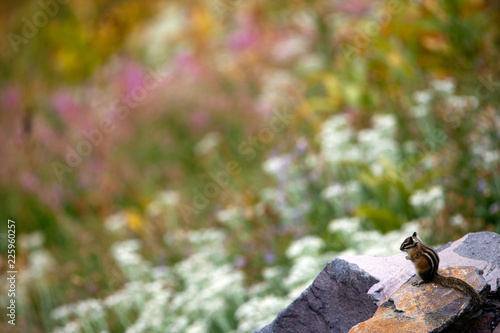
[342, 232, 500, 306]
[349, 266, 488, 333]
[254, 258, 379, 333]
[254, 232, 500, 333]
[467, 310, 496, 333]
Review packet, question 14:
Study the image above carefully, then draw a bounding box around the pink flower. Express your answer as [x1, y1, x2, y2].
[2, 86, 21, 111]
[123, 62, 146, 95]
[42, 184, 63, 210]
[52, 92, 79, 119]
[174, 52, 203, 78]
[229, 28, 259, 51]
[229, 14, 260, 51]
[20, 172, 40, 191]
[335, 0, 372, 16]
[190, 110, 209, 129]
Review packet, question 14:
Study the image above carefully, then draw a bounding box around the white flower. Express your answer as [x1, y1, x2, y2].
[321, 184, 344, 199]
[186, 228, 226, 248]
[427, 186, 444, 210]
[103, 281, 146, 310]
[235, 296, 290, 333]
[411, 105, 429, 117]
[320, 113, 398, 165]
[409, 186, 444, 212]
[450, 214, 466, 227]
[351, 230, 383, 254]
[51, 304, 76, 322]
[104, 212, 127, 234]
[19, 231, 45, 250]
[111, 239, 144, 269]
[74, 299, 105, 320]
[409, 190, 427, 207]
[370, 162, 384, 176]
[187, 320, 208, 333]
[373, 114, 396, 135]
[146, 190, 180, 217]
[257, 70, 296, 111]
[195, 132, 222, 156]
[262, 155, 290, 175]
[357, 128, 380, 145]
[216, 207, 242, 224]
[272, 35, 309, 61]
[285, 256, 323, 288]
[319, 115, 354, 164]
[28, 250, 55, 277]
[484, 150, 500, 164]
[413, 90, 432, 104]
[431, 78, 455, 94]
[138, 4, 187, 62]
[322, 182, 361, 207]
[158, 190, 180, 206]
[263, 267, 284, 282]
[152, 265, 170, 280]
[52, 321, 81, 333]
[288, 282, 310, 299]
[286, 236, 324, 259]
[447, 95, 478, 110]
[328, 217, 361, 234]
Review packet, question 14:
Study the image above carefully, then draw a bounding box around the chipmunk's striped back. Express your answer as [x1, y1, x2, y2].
[419, 242, 439, 280]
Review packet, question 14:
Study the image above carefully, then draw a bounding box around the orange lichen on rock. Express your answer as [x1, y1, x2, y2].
[350, 266, 486, 333]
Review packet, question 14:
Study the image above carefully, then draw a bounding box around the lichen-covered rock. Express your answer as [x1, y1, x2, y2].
[349, 266, 488, 333]
[343, 231, 500, 305]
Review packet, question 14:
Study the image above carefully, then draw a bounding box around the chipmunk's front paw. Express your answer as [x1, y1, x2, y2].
[412, 280, 424, 286]
[405, 255, 410, 260]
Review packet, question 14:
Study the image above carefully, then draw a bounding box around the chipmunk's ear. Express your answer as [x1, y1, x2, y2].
[412, 232, 417, 237]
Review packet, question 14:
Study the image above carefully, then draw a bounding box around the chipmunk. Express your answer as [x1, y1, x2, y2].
[400, 232, 481, 306]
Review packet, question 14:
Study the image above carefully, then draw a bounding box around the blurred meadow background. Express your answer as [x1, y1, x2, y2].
[1, 0, 500, 332]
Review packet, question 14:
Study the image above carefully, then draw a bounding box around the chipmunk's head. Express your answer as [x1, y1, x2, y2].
[400, 232, 421, 252]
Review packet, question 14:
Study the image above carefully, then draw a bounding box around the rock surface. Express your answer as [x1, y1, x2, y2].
[349, 266, 488, 333]
[254, 231, 500, 333]
[254, 259, 378, 333]
[343, 231, 500, 305]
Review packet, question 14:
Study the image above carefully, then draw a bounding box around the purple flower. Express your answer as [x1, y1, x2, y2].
[265, 252, 275, 264]
[477, 179, 488, 195]
[234, 256, 246, 268]
[295, 137, 309, 155]
[489, 203, 500, 214]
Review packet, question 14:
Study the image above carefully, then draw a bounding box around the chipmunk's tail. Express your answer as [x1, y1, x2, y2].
[434, 274, 481, 306]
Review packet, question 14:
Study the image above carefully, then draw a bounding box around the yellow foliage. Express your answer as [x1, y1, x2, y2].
[323, 75, 343, 108]
[191, 6, 216, 37]
[126, 210, 143, 233]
